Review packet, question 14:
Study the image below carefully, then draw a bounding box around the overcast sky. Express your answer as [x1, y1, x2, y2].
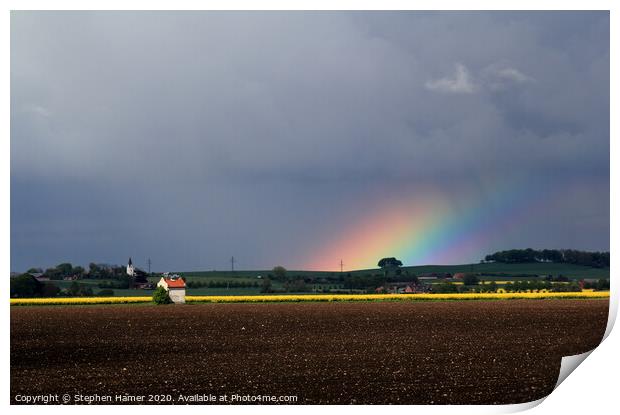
[11, 11, 609, 272]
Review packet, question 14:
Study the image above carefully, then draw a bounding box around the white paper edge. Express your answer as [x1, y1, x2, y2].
[555, 350, 594, 389]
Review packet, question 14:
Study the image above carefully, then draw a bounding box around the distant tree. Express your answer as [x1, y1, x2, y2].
[377, 257, 403, 276]
[67, 281, 81, 296]
[132, 269, 149, 284]
[88, 263, 101, 278]
[152, 286, 172, 304]
[10, 274, 42, 297]
[26, 267, 43, 274]
[73, 266, 85, 278]
[67, 281, 82, 297]
[285, 279, 308, 293]
[488, 281, 498, 292]
[272, 266, 287, 281]
[9, 275, 59, 298]
[596, 279, 610, 291]
[260, 278, 273, 293]
[541, 249, 563, 263]
[44, 267, 63, 280]
[463, 274, 479, 286]
[56, 263, 73, 277]
[432, 282, 458, 293]
[550, 281, 581, 292]
[582, 280, 594, 289]
[116, 275, 133, 289]
[65, 281, 93, 297]
[40, 283, 60, 297]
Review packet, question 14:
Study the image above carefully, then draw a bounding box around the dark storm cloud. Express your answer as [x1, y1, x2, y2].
[11, 11, 609, 271]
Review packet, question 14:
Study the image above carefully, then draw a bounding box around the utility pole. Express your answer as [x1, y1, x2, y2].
[340, 259, 344, 273]
[231, 256, 236, 272]
[147, 258, 151, 274]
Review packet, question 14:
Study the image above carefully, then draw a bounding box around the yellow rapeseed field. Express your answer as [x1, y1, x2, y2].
[10, 297, 151, 306]
[185, 291, 609, 303]
[10, 291, 609, 306]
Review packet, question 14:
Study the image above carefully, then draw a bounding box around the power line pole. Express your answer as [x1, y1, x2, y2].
[231, 256, 236, 272]
[340, 259, 344, 273]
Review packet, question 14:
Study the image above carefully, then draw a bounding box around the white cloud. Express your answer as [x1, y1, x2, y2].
[494, 67, 533, 83]
[483, 63, 535, 90]
[425, 63, 476, 94]
[22, 104, 52, 118]
[426, 63, 534, 95]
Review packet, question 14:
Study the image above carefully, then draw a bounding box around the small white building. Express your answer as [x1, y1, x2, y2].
[157, 276, 186, 304]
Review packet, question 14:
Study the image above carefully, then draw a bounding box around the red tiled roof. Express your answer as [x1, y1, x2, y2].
[163, 277, 186, 288]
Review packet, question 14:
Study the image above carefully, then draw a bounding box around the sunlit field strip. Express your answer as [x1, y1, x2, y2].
[185, 292, 609, 303]
[10, 297, 151, 305]
[10, 291, 609, 305]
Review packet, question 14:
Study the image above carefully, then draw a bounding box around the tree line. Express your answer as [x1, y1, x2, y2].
[10, 274, 116, 298]
[24, 262, 154, 281]
[484, 249, 609, 268]
[24, 262, 134, 280]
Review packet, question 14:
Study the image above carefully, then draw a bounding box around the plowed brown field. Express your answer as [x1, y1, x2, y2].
[11, 299, 608, 404]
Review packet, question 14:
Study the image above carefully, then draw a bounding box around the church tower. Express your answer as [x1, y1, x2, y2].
[127, 257, 135, 277]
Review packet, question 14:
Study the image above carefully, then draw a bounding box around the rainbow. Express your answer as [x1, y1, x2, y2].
[302, 182, 554, 271]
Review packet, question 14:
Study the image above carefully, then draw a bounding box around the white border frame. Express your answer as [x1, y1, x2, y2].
[2, 2, 616, 414]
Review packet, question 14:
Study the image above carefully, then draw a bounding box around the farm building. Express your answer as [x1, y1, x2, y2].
[31, 273, 49, 282]
[376, 282, 430, 294]
[157, 275, 186, 304]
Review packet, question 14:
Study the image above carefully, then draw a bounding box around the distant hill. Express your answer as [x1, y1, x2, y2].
[176, 262, 609, 280]
[400, 262, 609, 279]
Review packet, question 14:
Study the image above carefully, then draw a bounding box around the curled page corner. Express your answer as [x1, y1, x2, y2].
[554, 350, 593, 390]
[500, 351, 596, 414]
[501, 396, 548, 413]
[602, 288, 617, 341]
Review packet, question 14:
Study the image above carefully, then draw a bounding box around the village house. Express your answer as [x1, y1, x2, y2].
[157, 275, 186, 304]
[31, 273, 49, 282]
[376, 281, 430, 294]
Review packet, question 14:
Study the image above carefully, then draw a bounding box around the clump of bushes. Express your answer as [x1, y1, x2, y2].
[10, 274, 60, 298]
[97, 289, 114, 297]
[152, 286, 172, 305]
[432, 282, 459, 293]
[66, 281, 94, 297]
[581, 279, 610, 291]
[462, 274, 479, 285]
